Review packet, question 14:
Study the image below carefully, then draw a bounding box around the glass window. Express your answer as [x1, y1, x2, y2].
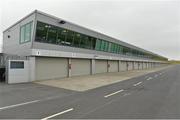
[10, 61, 24, 69]
[57, 28, 66, 45]
[20, 21, 33, 44]
[20, 26, 25, 43]
[95, 39, 101, 51]
[104, 41, 109, 52]
[80, 34, 91, 49]
[90, 37, 96, 50]
[24, 23, 32, 42]
[114, 44, 118, 53]
[47, 25, 57, 44]
[65, 30, 74, 46]
[35, 22, 48, 42]
[73, 32, 81, 47]
[100, 40, 105, 51]
[110, 43, 114, 53]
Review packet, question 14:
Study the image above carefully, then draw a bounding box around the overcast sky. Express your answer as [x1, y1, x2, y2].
[0, 0, 180, 60]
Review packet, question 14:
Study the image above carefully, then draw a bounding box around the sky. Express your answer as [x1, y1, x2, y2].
[0, 0, 180, 60]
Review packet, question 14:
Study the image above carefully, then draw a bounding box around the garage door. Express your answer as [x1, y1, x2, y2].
[109, 60, 118, 72]
[71, 59, 91, 76]
[128, 62, 133, 70]
[36, 57, 68, 81]
[95, 60, 107, 74]
[120, 61, 127, 71]
[143, 62, 147, 69]
[139, 62, 143, 69]
[134, 62, 139, 70]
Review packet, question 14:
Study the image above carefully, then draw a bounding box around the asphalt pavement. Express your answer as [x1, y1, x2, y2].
[0, 65, 179, 119]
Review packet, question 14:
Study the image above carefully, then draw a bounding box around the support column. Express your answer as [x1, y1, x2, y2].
[126, 61, 129, 71]
[68, 58, 71, 77]
[29, 57, 36, 82]
[107, 60, 110, 72]
[91, 59, 95, 75]
[132, 61, 135, 70]
[118, 60, 121, 72]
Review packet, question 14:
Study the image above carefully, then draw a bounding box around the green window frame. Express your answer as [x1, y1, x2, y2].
[20, 21, 33, 44]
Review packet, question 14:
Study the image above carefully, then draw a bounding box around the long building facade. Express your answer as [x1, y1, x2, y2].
[2, 10, 168, 83]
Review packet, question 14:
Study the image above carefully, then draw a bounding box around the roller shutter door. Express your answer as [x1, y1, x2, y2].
[120, 61, 127, 71]
[134, 62, 139, 70]
[36, 57, 68, 81]
[108, 60, 118, 72]
[139, 62, 143, 69]
[147, 63, 149, 68]
[128, 62, 133, 70]
[143, 62, 146, 69]
[71, 59, 91, 76]
[95, 60, 107, 74]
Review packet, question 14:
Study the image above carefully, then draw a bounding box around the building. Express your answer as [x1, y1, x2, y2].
[2, 10, 168, 83]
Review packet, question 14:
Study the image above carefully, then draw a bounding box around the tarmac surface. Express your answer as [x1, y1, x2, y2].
[0, 65, 179, 119]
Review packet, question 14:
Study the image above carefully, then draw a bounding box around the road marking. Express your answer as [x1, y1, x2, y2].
[123, 93, 131, 96]
[0, 100, 40, 111]
[146, 77, 152, 81]
[133, 82, 142, 86]
[104, 89, 124, 98]
[41, 108, 74, 120]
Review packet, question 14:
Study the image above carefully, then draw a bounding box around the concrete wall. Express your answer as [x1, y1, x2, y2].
[3, 13, 35, 56]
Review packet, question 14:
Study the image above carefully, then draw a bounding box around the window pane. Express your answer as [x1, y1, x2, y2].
[73, 32, 81, 47]
[65, 30, 74, 46]
[20, 26, 25, 43]
[95, 39, 101, 51]
[10, 61, 24, 69]
[35, 22, 48, 42]
[80, 34, 91, 49]
[100, 40, 105, 51]
[47, 25, 57, 44]
[90, 37, 96, 49]
[104, 41, 109, 52]
[24, 23, 32, 42]
[57, 28, 66, 45]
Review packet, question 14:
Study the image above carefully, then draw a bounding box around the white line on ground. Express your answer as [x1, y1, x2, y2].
[0, 100, 40, 111]
[123, 93, 131, 96]
[41, 108, 74, 120]
[146, 77, 152, 81]
[104, 89, 124, 98]
[133, 82, 142, 86]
